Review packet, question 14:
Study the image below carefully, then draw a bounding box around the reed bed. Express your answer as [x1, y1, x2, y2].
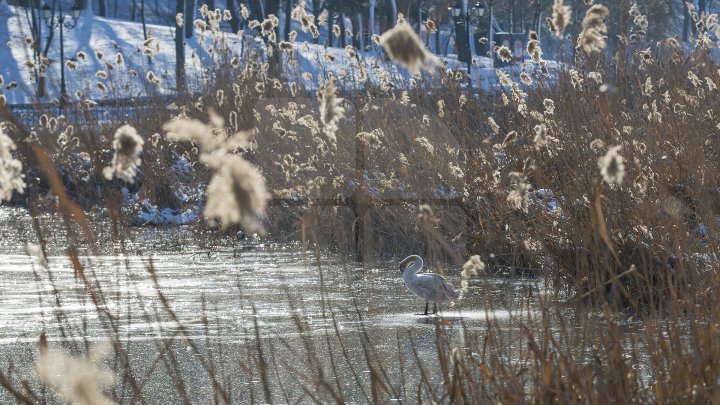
[0, 1, 720, 403]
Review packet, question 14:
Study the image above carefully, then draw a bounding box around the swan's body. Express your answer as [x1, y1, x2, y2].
[399, 255, 460, 315]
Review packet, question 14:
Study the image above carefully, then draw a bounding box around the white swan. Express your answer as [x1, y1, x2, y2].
[399, 255, 460, 315]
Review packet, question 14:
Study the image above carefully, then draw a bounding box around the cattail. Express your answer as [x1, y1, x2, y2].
[216, 89, 224, 106]
[415, 137, 435, 154]
[598, 145, 625, 186]
[0, 75, 3, 87]
[588, 71, 602, 84]
[520, 72, 532, 85]
[94, 49, 103, 59]
[345, 45, 357, 58]
[379, 22, 439, 75]
[204, 155, 269, 232]
[115, 53, 124, 65]
[437, 99, 446, 118]
[578, 5, 609, 54]
[261, 18, 275, 34]
[223, 9, 232, 21]
[255, 82, 265, 93]
[318, 9, 328, 24]
[418, 204, 438, 223]
[496, 45, 512, 62]
[507, 172, 531, 212]
[0, 95, 5, 106]
[309, 24, 320, 38]
[96, 82, 108, 92]
[478, 37, 488, 44]
[36, 343, 115, 405]
[289, 30, 297, 42]
[551, 0, 572, 38]
[95, 70, 108, 79]
[462, 255, 485, 279]
[279, 41, 294, 52]
[77, 51, 87, 60]
[103, 125, 144, 184]
[146, 71, 160, 85]
[317, 78, 345, 143]
[526, 39, 542, 63]
[23, 60, 35, 69]
[487, 117, 500, 135]
[543, 99, 555, 115]
[533, 124, 548, 150]
[0, 129, 26, 202]
[425, 19, 437, 32]
[356, 130, 382, 148]
[502, 131, 518, 146]
[240, 4, 249, 19]
[66, 60, 77, 71]
[332, 24, 341, 37]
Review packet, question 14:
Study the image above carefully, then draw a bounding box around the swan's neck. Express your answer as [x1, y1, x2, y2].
[403, 256, 424, 281]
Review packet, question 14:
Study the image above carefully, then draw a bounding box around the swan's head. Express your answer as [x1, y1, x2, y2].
[398, 255, 417, 273]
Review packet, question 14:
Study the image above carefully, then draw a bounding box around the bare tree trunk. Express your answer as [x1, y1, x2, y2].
[284, 0, 292, 40]
[533, 0, 542, 38]
[184, 0, 194, 38]
[385, 0, 397, 29]
[352, 12, 362, 50]
[369, 0, 376, 36]
[176, 0, 186, 92]
[227, 0, 240, 32]
[98, 0, 107, 16]
[328, 0, 335, 46]
[509, 0, 515, 32]
[312, 0, 321, 43]
[339, 11, 346, 48]
[141, 0, 151, 64]
[682, 0, 690, 41]
[131, 0, 136, 20]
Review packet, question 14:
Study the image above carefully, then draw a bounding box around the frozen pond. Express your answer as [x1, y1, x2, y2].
[0, 206, 544, 403]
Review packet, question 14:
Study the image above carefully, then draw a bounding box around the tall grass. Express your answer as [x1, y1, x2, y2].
[1, 1, 720, 403]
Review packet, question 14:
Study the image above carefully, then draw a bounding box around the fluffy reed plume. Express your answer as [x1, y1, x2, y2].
[36, 343, 115, 405]
[551, 0, 572, 38]
[103, 125, 144, 184]
[204, 155, 269, 232]
[0, 129, 25, 202]
[507, 172, 531, 212]
[526, 39, 543, 62]
[461, 255, 485, 288]
[543, 98, 555, 115]
[496, 45, 513, 62]
[578, 5, 609, 54]
[533, 124, 548, 150]
[598, 145, 626, 186]
[425, 19, 437, 32]
[379, 22, 439, 74]
[164, 114, 268, 232]
[176, 13, 183, 27]
[317, 78, 345, 143]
